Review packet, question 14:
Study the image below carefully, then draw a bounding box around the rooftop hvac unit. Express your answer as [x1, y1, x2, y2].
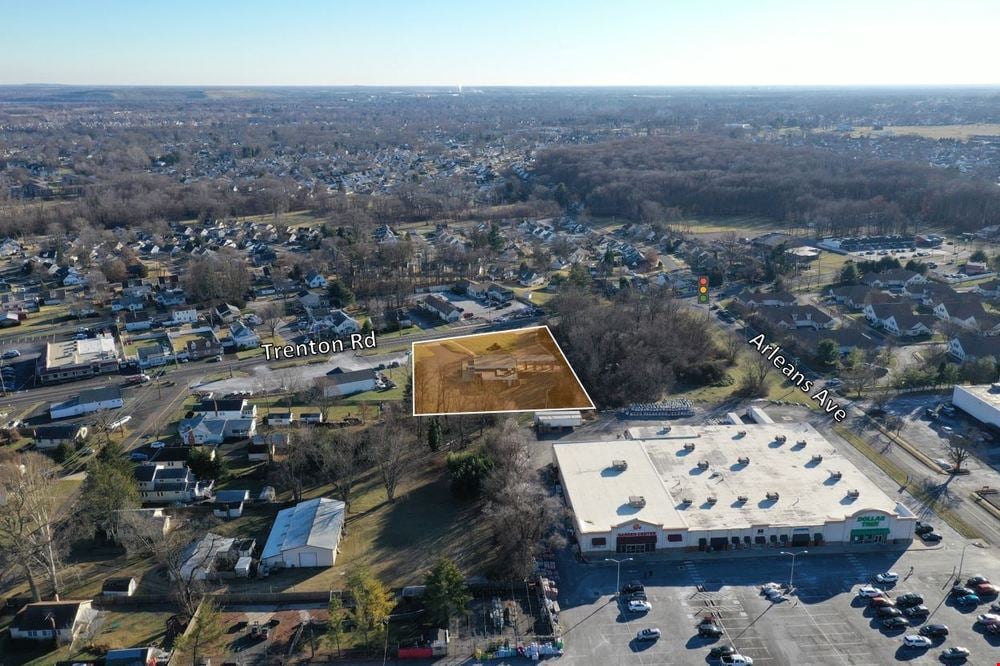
[684, 442, 696, 451]
[811, 454, 823, 463]
[706, 496, 718, 504]
[737, 495, 748, 503]
[697, 460, 709, 469]
[611, 460, 628, 471]
[766, 491, 780, 501]
[775, 435, 787, 443]
[738, 456, 750, 465]
[830, 471, 842, 480]
[846, 489, 860, 498]
[628, 495, 646, 508]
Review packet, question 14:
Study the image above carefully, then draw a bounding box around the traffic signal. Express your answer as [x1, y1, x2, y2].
[697, 276, 709, 304]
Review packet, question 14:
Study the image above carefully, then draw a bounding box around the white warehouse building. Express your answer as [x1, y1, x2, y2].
[261, 497, 345, 568]
[554, 423, 916, 555]
[952, 384, 1000, 430]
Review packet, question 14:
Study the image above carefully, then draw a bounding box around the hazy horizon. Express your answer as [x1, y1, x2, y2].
[3, 0, 998, 87]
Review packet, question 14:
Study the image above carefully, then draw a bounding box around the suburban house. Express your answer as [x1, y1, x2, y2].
[299, 412, 324, 424]
[194, 398, 257, 420]
[249, 432, 286, 461]
[934, 297, 1000, 334]
[487, 283, 514, 303]
[50, 386, 123, 420]
[518, 270, 545, 287]
[755, 305, 836, 330]
[321, 367, 378, 398]
[179, 413, 257, 445]
[267, 412, 295, 426]
[261, 497, 346, 569]
[324, 309, 361, 336]
[228, 321, 261, 349]
[10, 601, 98, 643]
[973, 279, 1000, 299]
[304, 271, 328, 289]
[149, 445, 213, 469]
[903, 282, 958, 305]
[421, 294, 461, 322]
[786, 327, 880, 355]
[455, 278, 488, 298]
[948, 334, 999, 363]
[863, 303, 936, 337]
[134, 464, 213, 504]
[214, 303, 241, 322]
[169, 307, 199, 324]
[123, 311, 153, 332]
[861, 269, 926, 289]
[101, 577, 137, 597]
[178, 533, 255, 581]
[736, 289, 797, 307]
[297, 290, 324, 308]
[826, 285, 879, 311]
[213, 489, 251, 519]
[32, 423, 88, 450]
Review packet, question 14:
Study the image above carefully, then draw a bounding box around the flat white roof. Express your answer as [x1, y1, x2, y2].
[555, 423, 906, 535]
[955, 385, 1000, 409]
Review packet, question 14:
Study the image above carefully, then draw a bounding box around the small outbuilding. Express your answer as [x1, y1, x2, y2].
[261, 497, 345, 569]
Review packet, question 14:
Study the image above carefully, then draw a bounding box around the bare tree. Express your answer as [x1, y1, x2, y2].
[946, 439, 971, 474]
[368, 406, 415, 502]
[738, 351, 772, 398]
[258, 301, 285, 341]
[0, 452, 71, 601]
[722, 331, 743, 365]
[119, 513, 222, 617]
[320, 430, 366, 512]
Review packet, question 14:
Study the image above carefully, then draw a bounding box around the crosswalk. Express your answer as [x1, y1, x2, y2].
[681, 560, 706, 586]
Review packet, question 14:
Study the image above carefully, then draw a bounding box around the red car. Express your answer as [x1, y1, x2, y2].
[870, 597, 896, 608]
[976, 583, 999, 596]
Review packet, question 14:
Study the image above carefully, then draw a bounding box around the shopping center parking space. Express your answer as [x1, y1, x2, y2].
[557, 547, 999, 665]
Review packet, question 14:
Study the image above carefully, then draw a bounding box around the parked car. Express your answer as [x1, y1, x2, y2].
[709, 645, 737, 659]
[915, 522, 934, 535]
[903, 605, 929, 618]
[869, 596, 895, 608]
[698, 623, 724, 638]
[955, 594, 980, 606]
[882, 617, 908, 629]
[952, 585, 974, 596]
[967, 575, 990, 586]
[990, 601, 1000, 613]
[720, 655, 754, 666]
[877, 606, 902, 618]
[627, 599, 651, 613]
[875, 571, 899, 584]
[896, 593, 923, 607]
[149, 441, 166, 449]
[903, 634, 932, 648]
[621, 581, 644, 594]
[975, 613, 1000, 625]
[975, 583, 998, 596]
[1, 349, 20, 359]
[857, 586, 886, 598]
[635, 628, 660, 642]
[629, 591, 648, 601]
[921, 532, 943, 542]
[129, 451, 149, 462]
[919, 624, 949, 637]
[939, 647, 970, 662]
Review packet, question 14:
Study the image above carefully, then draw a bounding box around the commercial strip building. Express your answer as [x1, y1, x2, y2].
[553, 423, 916, 555]
[39, 334, 120, 384]
[952, 384, 1000, 430]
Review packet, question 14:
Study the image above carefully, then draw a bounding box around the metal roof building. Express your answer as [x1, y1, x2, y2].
[261, 497, 346, 568]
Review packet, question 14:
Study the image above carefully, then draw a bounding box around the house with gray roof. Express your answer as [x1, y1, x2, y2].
[261, 497, 346, 568]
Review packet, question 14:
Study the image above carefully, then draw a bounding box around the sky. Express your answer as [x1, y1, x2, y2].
[2, 0, 998, 87]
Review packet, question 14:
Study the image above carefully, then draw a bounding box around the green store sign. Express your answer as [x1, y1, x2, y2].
[856, 515, 885, 528]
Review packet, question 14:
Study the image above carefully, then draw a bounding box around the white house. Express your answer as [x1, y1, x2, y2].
[213, 489, 251, 519]
[305, 271, 328, 289]
[50, 386, 123, 420]
[948, 335, 999, 363]
[32, 424, 88, 450]
[325, 309, 361, 336]
[179, 413, 256, 445]
[321, 368, 377, 398]
[169, 308, 199, 324]
[10, 601, 97, 643]
[267, 412, 295, 426]
[135, 464, 213, 504]
[863, 303, 935, 337]
[261, 497, 346, 569]
[229, 321, 261, 349]
[194, 398, 256, 420]
[422, 295, 461, 323]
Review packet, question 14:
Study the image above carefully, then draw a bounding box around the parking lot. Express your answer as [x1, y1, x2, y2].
[556, 539, 1000, 665]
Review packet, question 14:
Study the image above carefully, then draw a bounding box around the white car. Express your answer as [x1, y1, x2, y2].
[875, 572, 899, 584]
[149, 441, 167, 449]
[761, 582, 782, 593]
[1, 349, 20, 359]
[903, 635, 932, 648]
[858, 586, 886, 598]
[721, 655, 754, 665]
[627, 599, 652, 613]
[765, 590, 786, 602]
[975, 613, 1000, 625]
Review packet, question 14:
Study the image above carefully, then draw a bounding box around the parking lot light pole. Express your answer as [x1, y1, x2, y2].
[779, 550, 808, 591]
[957, 543, 971, 583]
[605, 557, 633, 597]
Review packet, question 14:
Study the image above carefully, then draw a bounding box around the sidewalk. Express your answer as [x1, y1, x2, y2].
[574, 539, 947, 568]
